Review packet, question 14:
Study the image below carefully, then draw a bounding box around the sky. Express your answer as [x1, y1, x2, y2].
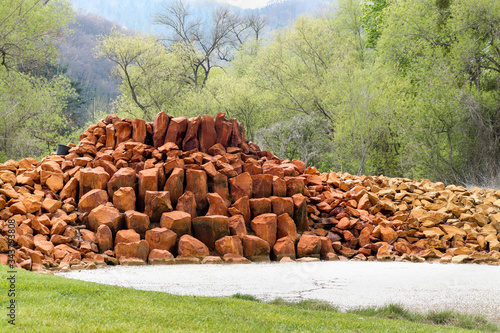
[216, 0, 274, 9]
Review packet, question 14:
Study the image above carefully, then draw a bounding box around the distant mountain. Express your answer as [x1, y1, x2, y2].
[70, 0, 331, 33]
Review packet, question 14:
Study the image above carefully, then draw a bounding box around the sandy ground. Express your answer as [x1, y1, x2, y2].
[58, 261, 500, 323]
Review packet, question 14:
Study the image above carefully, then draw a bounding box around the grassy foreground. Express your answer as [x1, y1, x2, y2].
[0, 265, 496, 332]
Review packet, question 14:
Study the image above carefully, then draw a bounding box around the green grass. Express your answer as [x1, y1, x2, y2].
[0, 265, 497, 332]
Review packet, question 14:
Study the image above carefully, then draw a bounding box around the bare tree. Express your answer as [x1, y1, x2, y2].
[153, 0, 267, 88]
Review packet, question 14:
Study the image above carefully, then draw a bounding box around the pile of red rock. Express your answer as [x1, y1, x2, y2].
[1, 112, 499, 272]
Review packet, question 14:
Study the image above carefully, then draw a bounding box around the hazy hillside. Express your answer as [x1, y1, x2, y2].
[70, 0, 330, 33]
[57, 12, 132, 119]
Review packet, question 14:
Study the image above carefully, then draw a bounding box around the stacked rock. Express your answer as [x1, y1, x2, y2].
[0, 112, 499, 272]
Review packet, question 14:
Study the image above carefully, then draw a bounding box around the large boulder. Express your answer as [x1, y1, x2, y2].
[192, 215, 230, 249]
[115, 240, 149, 262]
[273, 236, 296, 260]
[145, 228, 177, 252]
[297, 234, 321, 258]
[124, 210, 150, 234]
[250, 213, 278, 247]
[160, 211, 192, 237]
[215, 235, 243, 256]
[88, 204, 122, 233]
[144, 191, 172, 223]
[178, 235, 209, 258]
[242, 235, 270, 262]
[78, 189, 108, 213]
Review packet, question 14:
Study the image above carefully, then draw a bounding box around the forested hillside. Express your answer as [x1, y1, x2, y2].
[58, 12, 130, 124]
[70, 0, 329, 32]
[1, 0, 499, 189]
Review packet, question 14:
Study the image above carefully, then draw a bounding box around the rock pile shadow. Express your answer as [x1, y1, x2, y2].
[1, 112, 499, 271]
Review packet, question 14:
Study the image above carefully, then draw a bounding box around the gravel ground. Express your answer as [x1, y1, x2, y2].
[58, 261, 500, 323]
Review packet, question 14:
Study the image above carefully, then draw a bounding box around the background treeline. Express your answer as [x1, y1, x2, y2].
[1, 0, 499, 189]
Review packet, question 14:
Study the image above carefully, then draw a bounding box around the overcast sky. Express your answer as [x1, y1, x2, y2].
[217, 0, 272, 9]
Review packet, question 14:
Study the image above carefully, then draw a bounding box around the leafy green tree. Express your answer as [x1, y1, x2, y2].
[96, 29, 189, 121]
[0, 0, 76, 161]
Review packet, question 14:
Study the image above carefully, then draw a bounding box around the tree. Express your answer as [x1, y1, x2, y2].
[153, 0, 267, 88]
[96, 29, 189, 121]
[0, 0, 73, 72]
[0, 0, 76, 161]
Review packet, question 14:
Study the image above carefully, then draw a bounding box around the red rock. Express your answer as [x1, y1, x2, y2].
[229, 172, 252, 201]
[79, 167, 110, 199]
[228, 215, 247, 238]
[164, 167, 184, 207]
[192, 215, 230, 249]
[106, 124, 115, 149]
[319, 236, 334, 256]
[145, 227, 177, 252]
[50, 234, 72, 245]
[271, 196, 294, 218]
[297, 234, 321, 258]
[113, 187, 136, 211]
[45, 172, 64, 193]
[165, 116, 188, 148]
[80, 228, 97, 243]
[229, 119, 244, 147]
[359, 226, 373, 248]
[153, 111, 169, 148]
[251, 174, 273, 198]
[51, 219, 67, 235]
[285, 177, 305, 196]
[215, 113, 233, 147]
[88, 204, 122, 233]
[60, 177, 78, 200]
[215, 235, 244, 256]
[250, 213, 278, 247]
[182, 116, 201, 151]
[208, 143, 226, 156]
[277, 213, 298, 242]
[178, 234, 209, 258]
[242, 235, 270, 262]
[138, 168, 158, 211]
[292, 194, 308, 232]
[208, 172, 230, 205]
[176, 191, 197, 218]
[41, 198, 61, 213]
[115, 240, 149, 262]
[199, 115, 216, 153]
[160, 210, 192, 237]
[31, 218, 50, 235]
[35, 240, 54, 257]
[250, 198, 272, 219]
[17, 235, 34, 249]
[96, 225, 113, 252]
[231, 196, 251, 225]
[124, 210, 150, 234]
[132, 118, 147, 143]
[93, 159, 116, 180]
[207, 193, 229, 216]
[107, 167, 136, 198]
[78, 189, 109, 212]
[115, 121, 132, 144]
[185, 169, 208, 215]
[148, 249, 174, 264]
[222, 253, 251, 264]
[9, 202, 27, 215]
[292, 159, 306, 174]
[144, 191, 172, 223]
[115, 229, 141, 245]
[273, 236, 296, 260]
[380, 227, 398, 245]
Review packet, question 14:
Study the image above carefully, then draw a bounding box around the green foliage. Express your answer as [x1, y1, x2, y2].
[96, 29, 189, 121]
[361, 0, 391, 49]
[0, 0, 77, 162]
